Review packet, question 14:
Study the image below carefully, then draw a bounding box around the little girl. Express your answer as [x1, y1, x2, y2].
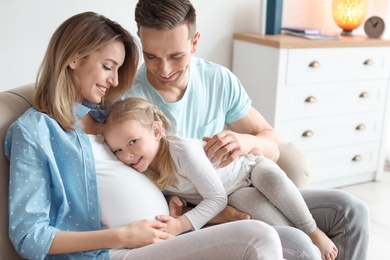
[102, 97, 338, 260]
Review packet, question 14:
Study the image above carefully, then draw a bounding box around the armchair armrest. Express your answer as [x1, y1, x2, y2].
[276, 142, 311, 189]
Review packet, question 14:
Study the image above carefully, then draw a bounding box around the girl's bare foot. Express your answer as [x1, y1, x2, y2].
[309, 227, 338, 260]
[208, 205, 250, 224]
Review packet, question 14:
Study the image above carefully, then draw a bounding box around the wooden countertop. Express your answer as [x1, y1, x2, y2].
[233, 32, 390, 48]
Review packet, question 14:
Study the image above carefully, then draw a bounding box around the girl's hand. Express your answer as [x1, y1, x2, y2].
[168, 196, 184, 218]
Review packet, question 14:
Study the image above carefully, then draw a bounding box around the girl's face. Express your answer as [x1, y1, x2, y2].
[104, 119, 162, 173]
[70, 41, 126, 103]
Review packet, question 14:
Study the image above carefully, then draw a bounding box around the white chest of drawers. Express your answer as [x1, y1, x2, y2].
[232, 33, 390, 188]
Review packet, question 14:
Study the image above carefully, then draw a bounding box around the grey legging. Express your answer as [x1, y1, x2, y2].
[228, 156, 316, 234]
[109, 220, 285, 260]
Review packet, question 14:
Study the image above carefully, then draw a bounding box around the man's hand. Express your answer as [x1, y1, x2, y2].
[203, 130, 251, 167]
[207, 205, 250, 225]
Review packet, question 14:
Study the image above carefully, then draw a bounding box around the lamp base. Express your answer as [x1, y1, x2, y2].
[341, 29, 354, 36]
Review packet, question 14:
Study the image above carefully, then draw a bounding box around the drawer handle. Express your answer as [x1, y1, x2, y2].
[302, 130, 314, 137]
[304, 96, 317, 103]
[308, 61, 320, 68]
[352, 155, 362, 162]
[355, 124, 366, 131]
[359, 92, 369, 98]
[363, 59, 373, 65]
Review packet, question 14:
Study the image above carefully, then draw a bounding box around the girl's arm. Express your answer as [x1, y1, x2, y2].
[167, 139, 228, 232]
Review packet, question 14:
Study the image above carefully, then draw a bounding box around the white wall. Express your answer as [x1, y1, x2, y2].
[0, 0, 262, 91]
[1, 0, 389, 91]
[1, 0, 389, 162]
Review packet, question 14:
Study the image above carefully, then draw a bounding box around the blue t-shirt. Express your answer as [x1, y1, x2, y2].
[124, 57, 251, 138]
[4, 105, 109, 260]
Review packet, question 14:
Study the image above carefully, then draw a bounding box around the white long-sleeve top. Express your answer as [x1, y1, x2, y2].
[146, 137, 255, 230]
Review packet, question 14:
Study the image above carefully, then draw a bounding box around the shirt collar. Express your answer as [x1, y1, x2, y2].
[75, 102, 91, 120]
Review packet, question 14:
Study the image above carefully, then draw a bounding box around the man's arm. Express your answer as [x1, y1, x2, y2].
[203, 106, 280, 167]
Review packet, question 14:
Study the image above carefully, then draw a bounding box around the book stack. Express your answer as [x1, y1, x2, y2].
[282, 27, 340, 40]
[266, 0, 283, 35]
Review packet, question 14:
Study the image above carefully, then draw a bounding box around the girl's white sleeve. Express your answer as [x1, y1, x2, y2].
[169, 138, 227, 230]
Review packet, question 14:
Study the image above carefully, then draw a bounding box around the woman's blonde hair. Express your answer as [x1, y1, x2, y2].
[34, 11, 139, 130]
[103, 97, 177, 189]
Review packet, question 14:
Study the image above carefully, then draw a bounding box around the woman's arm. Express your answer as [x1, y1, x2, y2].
[49, 219, 173, 254]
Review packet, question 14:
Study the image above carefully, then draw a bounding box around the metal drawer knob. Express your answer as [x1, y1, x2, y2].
[302, 130, 314, 137]
[352, 155, 362, 161]
[363, 59, 373, 65]
[304, 96, 317, 103]
[308, 61, 320, 68]
[359, 92, 369, 98]
[355, 124, 366, 131]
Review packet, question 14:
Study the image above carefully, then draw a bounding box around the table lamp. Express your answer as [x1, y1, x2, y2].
[332, 0, 368, 36]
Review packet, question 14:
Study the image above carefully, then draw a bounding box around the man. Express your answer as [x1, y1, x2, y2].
[125, 0, 370, 259]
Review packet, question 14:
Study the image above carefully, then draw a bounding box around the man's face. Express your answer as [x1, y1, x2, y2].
[139, 24, 199, 90]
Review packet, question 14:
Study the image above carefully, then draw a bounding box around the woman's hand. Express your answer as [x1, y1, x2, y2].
[155, 215, 192, 236]
[118, 219, 174, 249]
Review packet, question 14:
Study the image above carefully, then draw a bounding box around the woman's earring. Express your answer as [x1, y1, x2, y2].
[69, 60, 77, 69]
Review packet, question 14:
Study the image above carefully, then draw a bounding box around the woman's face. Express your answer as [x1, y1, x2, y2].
[70, 41, 126, 103]
[104, 119, 161, 173]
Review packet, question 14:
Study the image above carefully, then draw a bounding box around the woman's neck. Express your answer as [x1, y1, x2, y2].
[79, 114, 103, 135]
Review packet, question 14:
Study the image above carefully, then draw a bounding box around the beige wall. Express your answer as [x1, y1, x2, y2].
[283, 0, 388, 36]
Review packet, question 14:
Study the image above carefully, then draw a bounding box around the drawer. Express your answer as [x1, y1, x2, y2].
[286, 47, 390, 85]
[277, 111, 384, 151]
[307, 143, 379, 184]
[278, 80, 387, 119]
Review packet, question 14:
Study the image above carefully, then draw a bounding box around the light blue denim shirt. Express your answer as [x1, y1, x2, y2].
[4, 104, 109, 260]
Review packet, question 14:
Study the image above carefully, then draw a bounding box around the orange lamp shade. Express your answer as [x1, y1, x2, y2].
[332, 0, 368, 35]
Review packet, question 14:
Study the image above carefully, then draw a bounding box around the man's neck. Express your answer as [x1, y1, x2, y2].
[147, 70, 189, 103]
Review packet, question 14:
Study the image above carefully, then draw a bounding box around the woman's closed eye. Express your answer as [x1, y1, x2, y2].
[103, 65, 112, 71]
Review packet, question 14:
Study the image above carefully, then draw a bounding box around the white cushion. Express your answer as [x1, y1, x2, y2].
[89, 135, 169, 229]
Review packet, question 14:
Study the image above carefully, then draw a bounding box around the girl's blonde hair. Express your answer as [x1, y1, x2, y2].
[34, 12, 139, 131]
[103, 97, 177, 189]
